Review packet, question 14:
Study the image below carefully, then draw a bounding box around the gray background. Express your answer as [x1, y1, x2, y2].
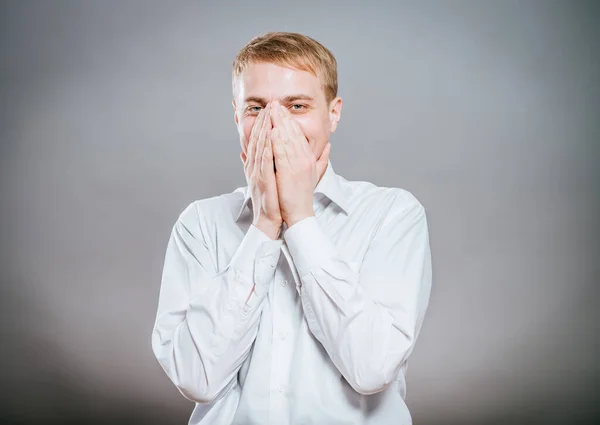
[1, 1, 598, 424]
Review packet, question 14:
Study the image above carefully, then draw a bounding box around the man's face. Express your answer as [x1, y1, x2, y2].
[232, 62, 342, 161]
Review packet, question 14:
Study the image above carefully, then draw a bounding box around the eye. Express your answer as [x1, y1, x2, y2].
[245, 105, 262, 115]
[290, 104, 307, 111]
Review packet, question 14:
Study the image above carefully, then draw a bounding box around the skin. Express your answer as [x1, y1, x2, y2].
[232, 62, 343, 239]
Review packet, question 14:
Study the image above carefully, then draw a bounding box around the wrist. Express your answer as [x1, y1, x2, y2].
[285, 212, 314, 228]
[252, 218, 282, 240]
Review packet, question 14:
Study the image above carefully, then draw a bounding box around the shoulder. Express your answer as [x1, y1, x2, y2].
[173, 186, 246, 231]
[342, 177, 426, 223]
[386, 187, 426, 222]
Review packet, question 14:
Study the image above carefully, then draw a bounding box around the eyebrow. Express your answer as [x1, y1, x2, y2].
[244, 95, 315, 104]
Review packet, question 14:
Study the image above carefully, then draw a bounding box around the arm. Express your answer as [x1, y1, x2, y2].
[284, 194, 432, 395]
[151, 205, 282, 403]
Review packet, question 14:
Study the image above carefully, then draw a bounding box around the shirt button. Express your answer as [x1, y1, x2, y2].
[278, 385, 285, 393]
[281, 280, 288, 287]
[280, 331, 287, 340]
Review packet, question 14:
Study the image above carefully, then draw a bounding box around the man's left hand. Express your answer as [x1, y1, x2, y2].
[270, 101, 331, 228]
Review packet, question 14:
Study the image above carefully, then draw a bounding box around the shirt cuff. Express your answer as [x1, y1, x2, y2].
[230, 224, 283, 280]
[283, 217, 336, 278]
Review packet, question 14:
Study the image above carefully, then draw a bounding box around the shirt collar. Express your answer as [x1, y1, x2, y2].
[235, 159, 350, 223]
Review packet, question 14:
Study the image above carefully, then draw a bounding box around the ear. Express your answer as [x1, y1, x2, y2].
[232, 99, 239, 126]
[328, 97, 343, 133]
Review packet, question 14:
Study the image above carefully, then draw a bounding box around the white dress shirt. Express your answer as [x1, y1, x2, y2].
[151, 160, 432, 425]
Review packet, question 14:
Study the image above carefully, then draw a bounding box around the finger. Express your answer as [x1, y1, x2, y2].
[279, 103, 311, 159]
[270, 103, 292, 158]
[274, 105, 303, 167]
[286, 112, 311, 156]
[271, 127, 290, 170]
[271, 103, 292, 147]
[246, 108, 266, 171]
[277, 102, 296, 140]
[276, 103, 299, 153]
[254, 103, 272, 167]
[281, 103, 304, 138]
[261, 128, 274, 176]
[269, 101, 284, 130]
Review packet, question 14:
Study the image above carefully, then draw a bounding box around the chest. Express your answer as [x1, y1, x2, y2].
[212, 201, 387, 278]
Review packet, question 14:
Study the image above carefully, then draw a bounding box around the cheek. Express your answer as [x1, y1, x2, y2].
[294, 116, 318, 140]
[240, 117, 256, 151]
[295, 115, 329, 144]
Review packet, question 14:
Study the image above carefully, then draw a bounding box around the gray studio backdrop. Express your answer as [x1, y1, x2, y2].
[1, 1, 598, 424]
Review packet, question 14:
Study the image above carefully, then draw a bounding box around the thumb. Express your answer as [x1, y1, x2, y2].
[316, 143, 331, 176]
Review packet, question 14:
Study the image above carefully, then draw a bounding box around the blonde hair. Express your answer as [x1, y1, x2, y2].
[232, 32, 338, 103]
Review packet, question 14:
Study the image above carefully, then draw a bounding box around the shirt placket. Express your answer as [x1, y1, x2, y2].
[268, 239, 293, 425]
[268, 197, 330, 425]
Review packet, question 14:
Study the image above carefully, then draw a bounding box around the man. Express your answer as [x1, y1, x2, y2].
[151, 32, 432, 425]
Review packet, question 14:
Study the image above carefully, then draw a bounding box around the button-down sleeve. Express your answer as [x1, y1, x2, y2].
[151, 205, 283, 404]
[283, 192, 432, 395]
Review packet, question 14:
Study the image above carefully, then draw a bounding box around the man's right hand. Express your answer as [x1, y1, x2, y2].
[240, 103, 283, 240]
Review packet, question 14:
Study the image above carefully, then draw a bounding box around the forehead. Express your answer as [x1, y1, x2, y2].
[236, 62, 324, 102]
